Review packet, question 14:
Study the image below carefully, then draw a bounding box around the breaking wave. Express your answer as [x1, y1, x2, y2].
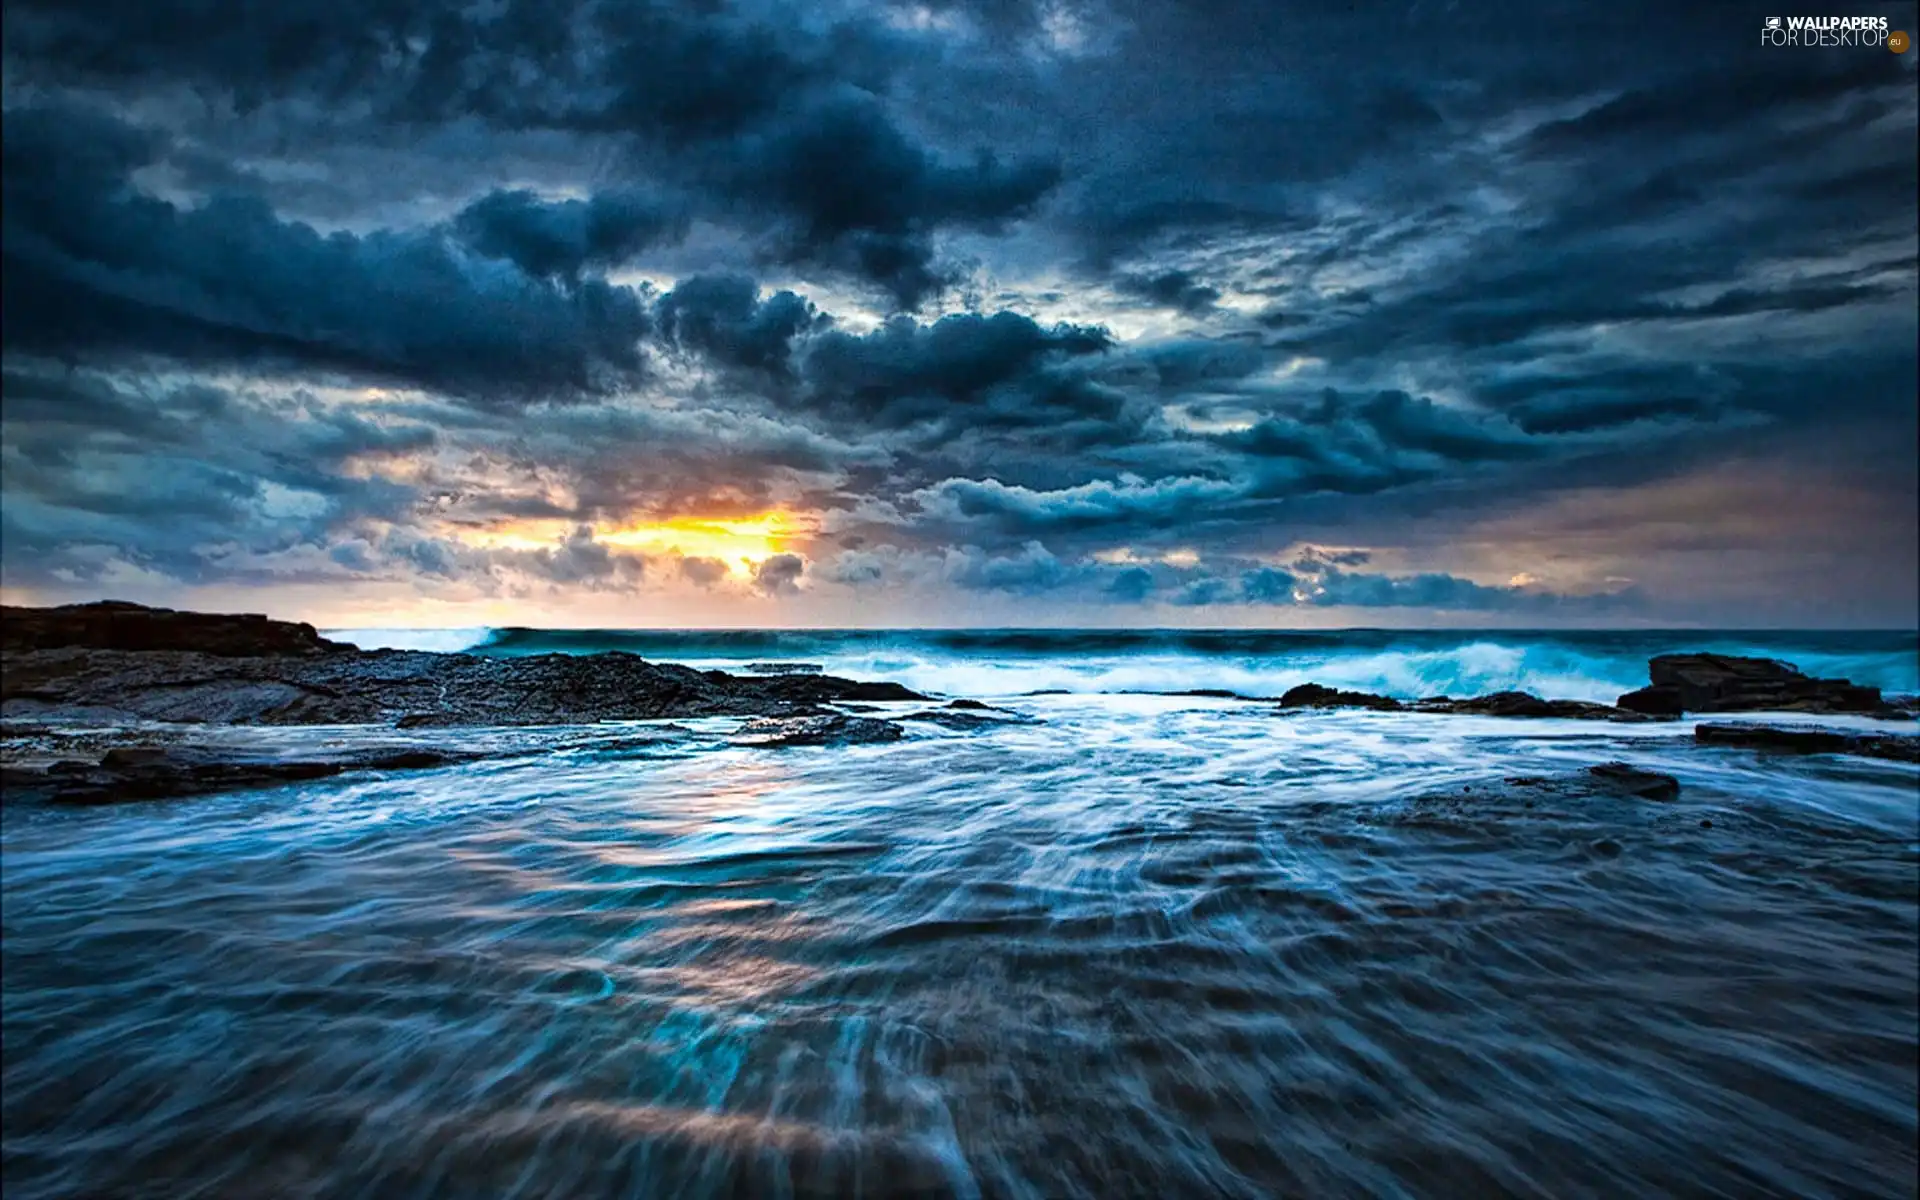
[325, 627, 1920, 703]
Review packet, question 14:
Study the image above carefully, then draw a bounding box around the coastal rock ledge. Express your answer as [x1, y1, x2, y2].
[1, 601, 926, 727]
[1617, 653, 1893, 717]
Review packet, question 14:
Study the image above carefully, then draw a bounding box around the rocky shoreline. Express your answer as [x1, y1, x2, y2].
[2, 601, 925, 727]
[2, 602, 1914, 803]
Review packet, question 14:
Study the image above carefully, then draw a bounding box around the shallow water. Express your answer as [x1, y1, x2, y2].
[5, 696, 1918, 1199]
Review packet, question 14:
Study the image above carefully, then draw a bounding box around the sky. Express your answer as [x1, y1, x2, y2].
[2, 1, 1916, 629]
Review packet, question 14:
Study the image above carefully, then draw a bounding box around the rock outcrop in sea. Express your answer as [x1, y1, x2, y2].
[1617, 653, 1892, 716]
[1280, 652, 1912, 721]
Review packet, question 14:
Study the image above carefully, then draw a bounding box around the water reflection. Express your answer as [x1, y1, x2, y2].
[3, 699, 1915, 1198]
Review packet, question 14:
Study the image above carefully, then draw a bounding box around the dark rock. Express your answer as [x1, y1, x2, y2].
[3, 600, 347, 657]
[1591, 838, 1623, 857]
[2, 604, 929, 728]
[899, 708, 1031, 730]
[1584, 762, 1681, 801]
[1277, 683, 1656, 721]
[1172, 688, 1250, 700]
[1694, 722, 1920, 763]
[1278, 683, 1403, 711]
[730, 714, 904, 748]
[1624, 653, 1887, 715]
[9, 743, 486, 805]
[1376, 764, 1688, 832]
[1616, 685, 1684, 717]
[1426, 692, 1647, 721]
[1409, 692, 1657, 721]
[946, 699, 993, 711]
[743, 662, 824, 675]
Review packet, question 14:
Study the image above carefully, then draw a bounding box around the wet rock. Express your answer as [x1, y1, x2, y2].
[730, 714, 904, 748]
[1278, 683, 1404, 711]
[1620, 653, 1888, 716]
[1584, 762, 1681, 801]
[945, 699, 993, 710]
[1419, 692, 1653, 721]
[1378, 764, 1684, 832]
[7, 743, 486, 805]
[1694, 722, 1920, 763]
[1616, 685, 1685, 717]
[3, 600, 347, 657]
[1278, 683, 1652, 720]
[899, 707, 1032, 730]
[743, 662, 824, 675]
[2, 603, 927, 728]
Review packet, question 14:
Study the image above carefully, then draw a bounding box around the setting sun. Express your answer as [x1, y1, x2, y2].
[598, 513, 794, 573]
[453, 512, 798, 576]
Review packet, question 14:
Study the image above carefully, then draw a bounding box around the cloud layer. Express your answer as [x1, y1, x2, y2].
[3, 0, 1915, 626]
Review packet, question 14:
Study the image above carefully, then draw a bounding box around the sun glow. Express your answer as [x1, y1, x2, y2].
[599, 514, 794, 573]
[454, 512, 799, 576]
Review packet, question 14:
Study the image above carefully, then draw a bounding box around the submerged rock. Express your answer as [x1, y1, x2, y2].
[730, 714, 905, 748]
[1585, 762, 1682, 801]
[6, 743, 486, 805]
[1694, 722, 1920, 763]
[1375, 762, 1686, 834]
[1619, 653, 1888, 716]
[898, 706, 1033, 730]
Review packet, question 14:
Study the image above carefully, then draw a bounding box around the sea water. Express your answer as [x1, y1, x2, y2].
[3, 630, 1916, 1198]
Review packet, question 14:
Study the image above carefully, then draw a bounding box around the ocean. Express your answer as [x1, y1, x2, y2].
[335, 626, 1920, 703]
[3, 629, 1916, 1197]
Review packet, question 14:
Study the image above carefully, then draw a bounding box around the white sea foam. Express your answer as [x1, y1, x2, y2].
[324, 627, 496, 653]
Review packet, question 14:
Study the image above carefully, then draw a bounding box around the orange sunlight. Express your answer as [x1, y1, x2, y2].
[457, 512, 800, 576]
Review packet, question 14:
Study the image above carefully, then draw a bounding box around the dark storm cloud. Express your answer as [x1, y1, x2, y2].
[2, 0, 1914, 621]
[2, 105, 655, 402]
[794, 312, 1122, 438]
[453, 189, 686, 280]
[655, 275, 828, 380]
[2, 0, 1061, 310]
[1117, 270, 1220, 315]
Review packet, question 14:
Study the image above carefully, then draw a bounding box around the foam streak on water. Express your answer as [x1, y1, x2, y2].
[5, 694, 1918, 1198]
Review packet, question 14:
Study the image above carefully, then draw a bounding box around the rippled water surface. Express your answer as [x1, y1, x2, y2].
[5, 696, 1918, 1198]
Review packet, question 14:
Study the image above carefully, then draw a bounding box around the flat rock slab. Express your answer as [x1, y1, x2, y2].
[1360, 763, 1688, 840]
[730, 715, 905, 748]
[897, 707, 1036, 730]
[1278, 684, 1659, 721]
[1695, 722, 1920, 763]
[5, 743, 489, 805]
[3, 645, 928, 728]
